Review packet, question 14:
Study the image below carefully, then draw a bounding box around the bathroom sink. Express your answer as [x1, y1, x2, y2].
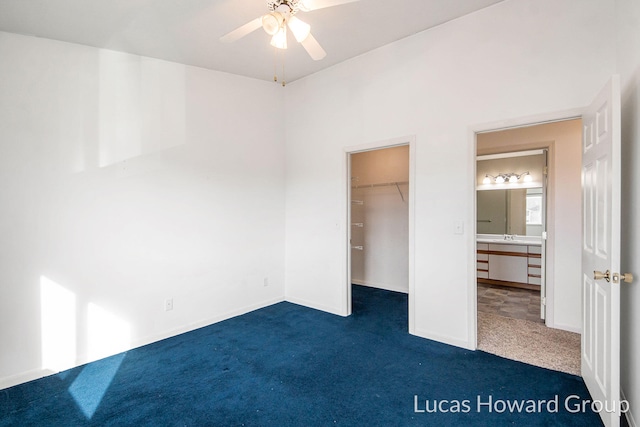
[476, 238, 540, 245]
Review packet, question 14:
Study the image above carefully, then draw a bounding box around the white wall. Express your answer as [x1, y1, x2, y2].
[0, 32, 286, 388]
[284, 0, 615, 347]
[616, 0, 640, 424]
[477, 120, 582, 332]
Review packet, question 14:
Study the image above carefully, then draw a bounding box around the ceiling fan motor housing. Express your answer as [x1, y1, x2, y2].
[268, 0, 300, 15]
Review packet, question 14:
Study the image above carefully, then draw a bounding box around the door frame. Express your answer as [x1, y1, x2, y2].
[343, 136, 416, 332]
[469, 108, 583, 348]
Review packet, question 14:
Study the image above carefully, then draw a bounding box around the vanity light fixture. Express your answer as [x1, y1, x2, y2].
[483, 172, 532, 185]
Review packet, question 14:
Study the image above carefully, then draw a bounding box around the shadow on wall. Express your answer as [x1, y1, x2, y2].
[620, 66, 640, 408]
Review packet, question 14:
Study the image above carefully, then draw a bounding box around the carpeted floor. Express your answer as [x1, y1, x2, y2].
[0, 285, 601, 426]
[477, 312, 581, 376]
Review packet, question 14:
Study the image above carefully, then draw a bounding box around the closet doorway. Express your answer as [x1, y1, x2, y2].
[345, 139, 414, 330]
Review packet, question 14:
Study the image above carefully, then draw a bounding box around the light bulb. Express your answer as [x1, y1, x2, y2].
[270, 26, 287, 49]
[262, 13, 283, 36]
[523, 173, 533, 183]
[509, 174, 518, 183]
[287, 16, 311, 42]
[495, 175, 505, 184]
[483, 175, 491, 185]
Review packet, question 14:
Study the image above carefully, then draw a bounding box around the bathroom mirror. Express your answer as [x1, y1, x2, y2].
[477, 150, 546, 237]
[477, 187, 543, 236]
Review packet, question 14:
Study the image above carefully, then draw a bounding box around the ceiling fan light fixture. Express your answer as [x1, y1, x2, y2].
[262, 12, 283, 36]
[287, 16, 311, 42]
[270, 26, 288, 49]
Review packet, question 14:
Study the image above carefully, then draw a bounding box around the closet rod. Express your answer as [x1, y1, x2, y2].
[350, 180, 409, 189]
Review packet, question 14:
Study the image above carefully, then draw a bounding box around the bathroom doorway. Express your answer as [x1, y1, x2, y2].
[474, 119, 583, 375]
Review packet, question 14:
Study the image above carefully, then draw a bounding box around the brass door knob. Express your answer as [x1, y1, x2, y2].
[621, 273, 634, 283]
[594, 270, 611, 282]
[614, 272, 634, 284]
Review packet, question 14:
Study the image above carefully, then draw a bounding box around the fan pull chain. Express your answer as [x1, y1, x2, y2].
[281, 48, 286, 87]
[273, 46, 278, 83]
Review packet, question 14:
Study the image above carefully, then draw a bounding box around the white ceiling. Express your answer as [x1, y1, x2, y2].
[0, 0, 504, 83]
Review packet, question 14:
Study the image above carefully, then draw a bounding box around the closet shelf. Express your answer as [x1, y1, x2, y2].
[351, 181, 409, 189]
[351, 181, 408, 202]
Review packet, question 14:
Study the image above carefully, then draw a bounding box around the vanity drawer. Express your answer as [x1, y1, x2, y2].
[477, 243, 489, 251]
[477, 253, 489, 261]
[528, 276, 542, 285]
[528, 257, 541, 267]
[489, 244, 528, 254]
[528, 245, 542, 254]
[528, 267, 542, 276]
[477, 261, 489, 271]
[477, 270, 489, 279]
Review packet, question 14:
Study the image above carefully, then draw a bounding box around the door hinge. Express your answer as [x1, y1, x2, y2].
[542, 231, 548, 240]
[543, 166, 549, 176]
[542, 297, 546, 306]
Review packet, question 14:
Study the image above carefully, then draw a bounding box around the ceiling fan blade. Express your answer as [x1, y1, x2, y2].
[220, 17, 263, 43]
[299, 0, 360, 12]
[301, 33, 326, 61]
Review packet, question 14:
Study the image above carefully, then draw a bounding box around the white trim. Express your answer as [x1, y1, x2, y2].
[344, 135, 416, 333]
[550, 322, 582, 334]
[472, 109, 583, 134]
[477, 149, 546, 161]
[285, 295, 348, 317]
[352, 280, 409, 294]
[414, 327, 475, 351]
[0, 296, 285, 391]
[0, 368, 57, 391]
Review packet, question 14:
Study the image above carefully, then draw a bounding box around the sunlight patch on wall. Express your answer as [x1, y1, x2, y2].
[87, 302, 131, 362]
[98, 50, 186, 168]
[40, 276, 77, 372]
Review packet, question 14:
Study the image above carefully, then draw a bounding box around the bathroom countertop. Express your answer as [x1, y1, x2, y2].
[476, 235, 542, 246]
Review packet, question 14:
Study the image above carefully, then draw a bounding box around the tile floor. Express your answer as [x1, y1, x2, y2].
[477, 283, 543, 323]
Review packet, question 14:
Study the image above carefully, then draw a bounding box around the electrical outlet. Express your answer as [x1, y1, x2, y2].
[165, 298, 173, 311]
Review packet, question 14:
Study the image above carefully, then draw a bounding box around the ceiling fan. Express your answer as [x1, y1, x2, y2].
[220, 0, 360, 61]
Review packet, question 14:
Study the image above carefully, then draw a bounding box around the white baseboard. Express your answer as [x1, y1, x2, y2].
[285, 295, 347, 317]
[547, 321, 581, 334]
[413, 327, 474, 350]
[0, 296, 285, 391]
[0, 368, 58, 391]
[130, 296, 286, 351]
[352, 280, 409, 294]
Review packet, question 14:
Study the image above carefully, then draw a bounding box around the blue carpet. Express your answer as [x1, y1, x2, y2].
[0, 285, 602, 426]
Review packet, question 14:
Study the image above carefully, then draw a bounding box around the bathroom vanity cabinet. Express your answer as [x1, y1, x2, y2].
[476, 242, 541, 290]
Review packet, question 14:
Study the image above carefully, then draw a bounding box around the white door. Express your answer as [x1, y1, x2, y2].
[581, 76, 622, 427]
